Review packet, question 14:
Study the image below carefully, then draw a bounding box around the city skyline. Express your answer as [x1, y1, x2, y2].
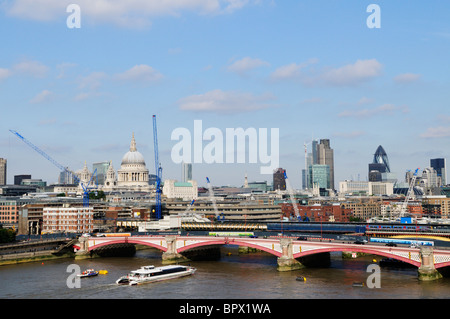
[1, 1, 450, 188]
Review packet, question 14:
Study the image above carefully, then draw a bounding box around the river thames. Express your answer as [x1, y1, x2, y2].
[1, 246, 450, 300]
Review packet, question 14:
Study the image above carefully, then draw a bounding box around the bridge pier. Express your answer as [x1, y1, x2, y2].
[161, 236, 189, 265]
[277, 238, 303, 272]
[418, 246, 443, 281]
[74, 236, 93, 260]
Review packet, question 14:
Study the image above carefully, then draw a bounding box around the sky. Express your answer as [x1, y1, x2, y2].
[1, 0, 450, 189]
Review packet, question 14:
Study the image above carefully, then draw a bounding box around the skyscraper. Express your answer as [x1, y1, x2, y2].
[317, 139, 334, 190]
[309, 164, 330, 189]
[273, 168, 286, 191]
[59, 167, 74, 184]
[430, 158, 447, 185]
[369, 145, 390, 172]
[93, 161, 110, 185]
[369, 145, 390, 181]
[303, 139, 334, 190]
[182, 162, 192, 182]
[0, 158, 6, 185]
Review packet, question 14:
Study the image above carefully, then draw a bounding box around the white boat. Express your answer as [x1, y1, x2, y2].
[116, 265, 196, 285]
[78, 269, 99, 278]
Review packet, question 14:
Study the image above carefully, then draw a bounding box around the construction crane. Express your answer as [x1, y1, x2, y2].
[9, 129, 97, 207]
[284, 171, 300, 219]
[152, 115, 162, 219]
[400, 168, 420, 217]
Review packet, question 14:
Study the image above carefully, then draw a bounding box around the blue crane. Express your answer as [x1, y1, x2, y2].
[9, 129, 97, 207]
[152, 115, 162, 219]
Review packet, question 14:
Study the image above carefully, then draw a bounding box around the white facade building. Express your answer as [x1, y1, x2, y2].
[339, 180, 394, 196]
[163, 180, 198, 200]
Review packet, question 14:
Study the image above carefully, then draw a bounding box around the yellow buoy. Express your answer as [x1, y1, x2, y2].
[98, 270, 108, 275]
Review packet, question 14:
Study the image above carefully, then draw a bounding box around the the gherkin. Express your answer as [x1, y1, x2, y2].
[369, 145, 390, 173]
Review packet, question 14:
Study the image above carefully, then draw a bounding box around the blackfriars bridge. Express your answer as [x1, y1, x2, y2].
[75, 235, 450, 281]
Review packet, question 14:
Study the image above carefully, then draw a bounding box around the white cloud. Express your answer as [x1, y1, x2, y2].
[56, 62, 77, 79]
[4, 0, 258, 28]
[270, 59, 381, 86]
[114, 65, 163, 83]
[333, 131, 366, 138]
[30, 89, 53, 104]
[178, 89, 276, 113]
[357, 97, 374, 105]
[74, 92, 102, 101]
[338, 103, 398, 119]
[227, 57, 269, 75]
[393, 73, 421, 83]
[270, 58, 318, 81]
[13, 60, 48, 78]
[310, 59, 383, 86]
[78, 71, 107, 90]
[0, 68, 12, 81]
[299, 97, 323, 105]
[420, 126, 450, 139]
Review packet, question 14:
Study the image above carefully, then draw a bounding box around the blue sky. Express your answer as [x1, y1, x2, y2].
[1, 0, 449, 189]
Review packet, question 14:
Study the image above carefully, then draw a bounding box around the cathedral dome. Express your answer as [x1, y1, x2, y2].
[121, 133, 146, 165]
[117, 133, 149, 189]
[121, 150, 145, 165]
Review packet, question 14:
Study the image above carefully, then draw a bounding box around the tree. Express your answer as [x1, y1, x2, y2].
[0, 228, 15, 243]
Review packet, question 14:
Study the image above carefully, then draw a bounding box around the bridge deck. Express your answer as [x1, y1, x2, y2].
[85, 235, 450, 269]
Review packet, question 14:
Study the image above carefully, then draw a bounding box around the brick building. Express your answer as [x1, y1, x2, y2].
[42, 206, 93, 233]
[280, 203, 352, 222]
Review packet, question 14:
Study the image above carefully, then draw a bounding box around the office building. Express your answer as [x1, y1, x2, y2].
[309, 164, 330, 189]
[93, 161, 110, 185]
[42, 206, 93, 234]
[317, 139, 334, 190]
[273, 168, 286, 191]
[182, 162, 192, 183]
[163, 179, 198, 200]
[14, 174, 31, 185]
[368, 145, 396, 183]
[339, 180, 394, 196]
[369, 145, 390, 177]
[431, 158, 447, 185]
[303, 139, 334, 190]
[59, 167, 74, 185]
[0, 158, 6, 185]
[419, 168, 441, 188]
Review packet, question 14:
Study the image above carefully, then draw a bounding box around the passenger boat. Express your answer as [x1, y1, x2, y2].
[116, 265, 196, 285]
[78, 269, 99, 277]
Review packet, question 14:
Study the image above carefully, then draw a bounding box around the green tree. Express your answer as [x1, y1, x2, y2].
[0, 228, 15, 243]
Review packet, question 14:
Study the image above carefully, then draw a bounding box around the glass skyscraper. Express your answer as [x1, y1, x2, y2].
[182, 162, 192, 182]
[303, 139, 334, 190]
[308, 164, 330, 189]
[430, 158, 447, 185]
[368, 145, 392, 182]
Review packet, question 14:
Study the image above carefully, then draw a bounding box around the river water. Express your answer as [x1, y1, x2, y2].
[1, 246, 449, 301]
